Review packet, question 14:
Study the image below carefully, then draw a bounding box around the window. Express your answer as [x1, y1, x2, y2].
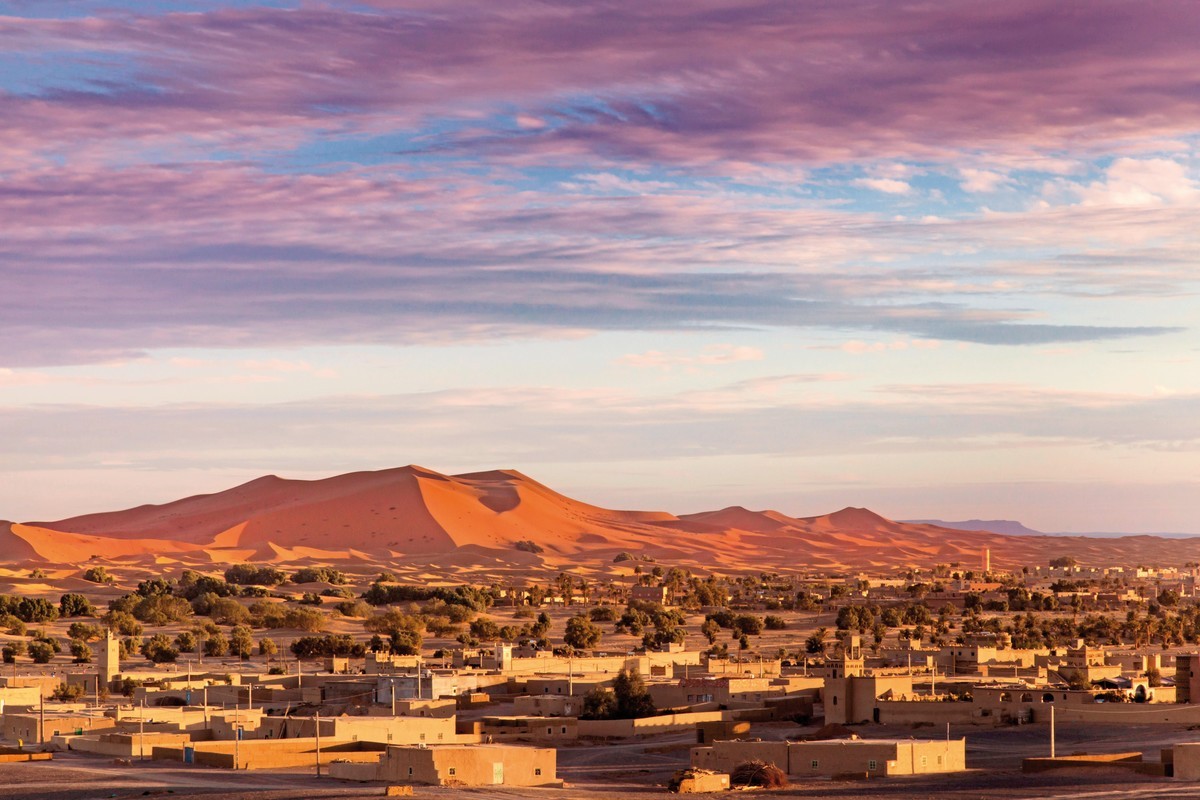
[420, 733, 426, 741]
[535, 768, 542, 776]
[561, 727, 567, 734]
[832, 696, 838, 705]
[811, 760, 819, 769]
[868, 760, 877, 771]
[408, 767, 414, 776]
[438, 733, 444, 740]
[449, 768, 456, 776]
[920, 756, 927, 766]
[937, 756, 943, 765]
[547, 727, 553, 735]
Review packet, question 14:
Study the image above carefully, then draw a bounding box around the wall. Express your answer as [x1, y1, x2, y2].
[692, 740, 789, 774]
[578, 711, 727, 739]
[1171, 743, 1200, 780]
[377, 745, 557, 787]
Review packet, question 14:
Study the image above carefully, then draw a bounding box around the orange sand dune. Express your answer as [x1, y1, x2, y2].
[6, 522, 210, 563]
[12, 466, 1200, 572]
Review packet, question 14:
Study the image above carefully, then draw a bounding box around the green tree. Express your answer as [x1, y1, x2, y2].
[59, 593, 95, 617]
[51, 683, 86, 702]
[563, 615, 603, 650]
[69, 639, 93, 663]
[611, 669, 656, 719]
[28, 640, 55, 664]
[230, 625, 254, 659]
[203, 632, 229, 657]
[142, 634, 179, 664]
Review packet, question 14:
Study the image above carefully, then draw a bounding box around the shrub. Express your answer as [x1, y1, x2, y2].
[731, 760, 789, 789]
[103, 611, 144, 637]
[290, 634, 366, 659]
[203, 633, 229, 657]
[142, 634, 179, 664]
[60, 593, 95, 617]
[82, 566, 113, 584]
[68, 622, 103, 641]
[28, 641, 55, 663]
[564, 615, 603, 650]
[292, 567, 347, 585]
[224, 564, 286, 586]
[69, 639, 93, 663]
[51, 683, 87, 702]
[588, 606, 617, 622]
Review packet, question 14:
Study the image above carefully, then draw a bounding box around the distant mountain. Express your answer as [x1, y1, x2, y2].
[904, 519, 1045, 536]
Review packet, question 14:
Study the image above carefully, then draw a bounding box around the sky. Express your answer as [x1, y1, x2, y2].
[1, 0, 1198, 532]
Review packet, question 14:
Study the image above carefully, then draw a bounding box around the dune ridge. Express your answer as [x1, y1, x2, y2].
[9, 466, 1200, 572]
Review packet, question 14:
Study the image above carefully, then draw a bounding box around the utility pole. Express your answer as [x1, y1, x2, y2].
[314, 712, 322, 777]
[1050, 704, 1056, 759]
[139, 699, 146, 760]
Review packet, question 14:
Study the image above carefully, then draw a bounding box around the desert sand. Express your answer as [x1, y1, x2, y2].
[3, 465, 1196, 574]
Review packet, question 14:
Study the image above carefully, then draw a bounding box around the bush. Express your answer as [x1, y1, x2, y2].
[764, 615, 787, 630]
[731, 760, 789, 789]
[204, 597, 250, 626]
[337, 600, 373, 618]
[290, 634, 366, 659]
[362, 584, 491, 611]
[103, 610, 144, 637]
[589, 606, 617, 622]
[69, 639, 93, 663]
[82, 566, 113, 584]
[51, 683, 86, 702]
[142, 634, 179, 664]
[0, 596, 59, 623]
[224, 564, 286, 586]
[513, 540, 545, 554]
[230, 626, 254, 659]
[203, 633, 229, 657]
[564, 615, 603, 650]
[292, 567, 347, 585]
[28, 641, 55, 663]
[68, 622, 103, 641]
[470, 617, 500, 641]
[580, 669, 655, 720]
[60, 593, 95, 617]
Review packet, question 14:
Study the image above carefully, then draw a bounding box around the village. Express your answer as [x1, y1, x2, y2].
[4, 550, 1200, 797]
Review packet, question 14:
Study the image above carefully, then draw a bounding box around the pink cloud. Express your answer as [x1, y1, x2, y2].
[0, 2, 1196, 166]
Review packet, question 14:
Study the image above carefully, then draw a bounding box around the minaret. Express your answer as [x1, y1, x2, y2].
[983, 548, 991, 574]
[97, 629, 120, 689]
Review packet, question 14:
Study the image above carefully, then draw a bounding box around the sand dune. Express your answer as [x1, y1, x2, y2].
[10, 466, 1200, 572]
